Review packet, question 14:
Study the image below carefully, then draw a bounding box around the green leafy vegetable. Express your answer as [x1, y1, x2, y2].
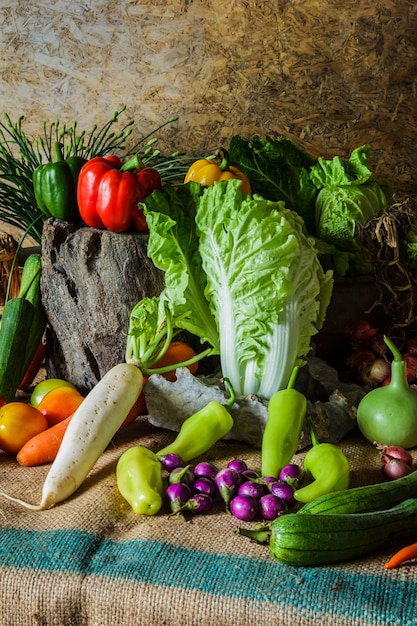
[136, 179, 332, 399]
[227, 134, 318, 234]
[310, 145, 393, 275]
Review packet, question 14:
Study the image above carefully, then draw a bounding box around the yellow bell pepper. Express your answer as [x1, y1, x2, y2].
[184, 149, 251, 195]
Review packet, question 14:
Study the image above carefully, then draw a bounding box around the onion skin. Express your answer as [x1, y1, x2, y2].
[376, 443, 413, 467]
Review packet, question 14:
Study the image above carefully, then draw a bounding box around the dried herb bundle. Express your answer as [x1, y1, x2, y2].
[357, 201, 417, 335]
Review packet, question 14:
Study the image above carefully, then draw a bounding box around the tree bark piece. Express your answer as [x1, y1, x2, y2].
[41, 219, 164, 393]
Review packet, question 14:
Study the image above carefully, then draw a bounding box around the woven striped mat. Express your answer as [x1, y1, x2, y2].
[0, 415, 415, 626]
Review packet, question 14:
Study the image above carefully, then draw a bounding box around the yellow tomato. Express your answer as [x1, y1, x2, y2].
[0, 402, 49, 455]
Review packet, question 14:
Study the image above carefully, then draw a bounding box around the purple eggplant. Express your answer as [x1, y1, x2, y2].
[193, 461, 218, 481]
[169, 465, 195, 487]
[166, 483, 193, 514]
[230, 494, 258, 521]
[238, 480, 266, 501]
[215, 467, 241, 507]
[259, 494, 287, 521]
[279, 463, 304, 489]
[193, 476, 216, 498]
[270, 481, 296, 507]
[185, 493, 214, 515]
[158, 453, 185, 472]
[227, 458, 248, 473]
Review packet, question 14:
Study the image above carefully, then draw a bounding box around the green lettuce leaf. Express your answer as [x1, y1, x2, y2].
[227, 134, 318, 234]
[310, 145, 393, 275]
[143, 183, 220, 352]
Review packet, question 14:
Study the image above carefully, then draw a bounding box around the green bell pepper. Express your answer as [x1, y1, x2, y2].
[33, 142, 86, 221]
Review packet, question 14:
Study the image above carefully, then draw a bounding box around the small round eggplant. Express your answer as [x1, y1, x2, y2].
[227, 458, 248, 473]
[230, 494, 258, 521]
[259, 494, 287, 521]
[193, 476, 216, 497]
[193, 461, 218, 481]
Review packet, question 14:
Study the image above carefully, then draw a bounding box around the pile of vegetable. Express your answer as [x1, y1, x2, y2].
[2, 107, 417, 575]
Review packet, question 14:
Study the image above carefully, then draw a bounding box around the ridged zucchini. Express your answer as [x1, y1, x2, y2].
[0, 298, 35, 402]
[269, 498, 417, 567]
[298, 469, 417, 516]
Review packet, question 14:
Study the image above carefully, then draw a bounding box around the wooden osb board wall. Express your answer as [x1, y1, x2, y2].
[1, 0, 416, 194]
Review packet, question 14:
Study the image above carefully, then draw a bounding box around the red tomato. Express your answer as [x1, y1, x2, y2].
[0, 402, 49, 455]
[149, 342, 199, 382]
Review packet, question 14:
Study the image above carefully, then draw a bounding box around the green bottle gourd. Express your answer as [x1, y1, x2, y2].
[357, 335, 417, 449]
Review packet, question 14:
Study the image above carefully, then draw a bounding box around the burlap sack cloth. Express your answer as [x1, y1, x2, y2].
[0, 385, 415, 626]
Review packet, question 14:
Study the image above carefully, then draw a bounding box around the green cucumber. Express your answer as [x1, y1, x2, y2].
[0, 298, 35, 402]
[269, 498, 417, 567]
[18, 253, 47, 376]
[298, 469, 417, 516]
[18, 253, 42, 302]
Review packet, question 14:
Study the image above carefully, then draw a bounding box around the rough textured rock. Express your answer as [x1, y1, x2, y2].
[41, 219, 164, 393]
[146, 355, 366, 449]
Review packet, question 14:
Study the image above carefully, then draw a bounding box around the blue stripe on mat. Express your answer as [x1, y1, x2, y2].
[0, 526, 415, 624]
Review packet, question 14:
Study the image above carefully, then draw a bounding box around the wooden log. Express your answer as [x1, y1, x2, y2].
[41, 219, 164, 393]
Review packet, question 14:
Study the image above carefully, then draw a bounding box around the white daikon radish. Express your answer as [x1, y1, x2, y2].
[0, 362, 143, 510]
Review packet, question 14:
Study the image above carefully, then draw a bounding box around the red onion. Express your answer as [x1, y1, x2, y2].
[368, 332, 388, 358]
[382, 458, 412, 480]
[375, 443, 413, 467]
[402, 353, 417, 383]
[344, 319, 378, 347]
[346, 348, 376, 372]
[404, 337, 417, 356]
[359, 358, 391, 388]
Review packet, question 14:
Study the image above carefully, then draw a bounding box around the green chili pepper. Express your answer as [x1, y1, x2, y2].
[261, 367, 307, 479]
[293, 418, 350, 503]
[33, 142, 86, 221]
[116, 445, 164, 515]
[157, 380, 235, 462]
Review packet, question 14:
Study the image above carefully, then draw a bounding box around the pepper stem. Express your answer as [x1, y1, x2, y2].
[223, 378, 236, 409]
[215, 148, 231, 172]
[307, 416, 320, 447]
[52, 142, 64, 163]
[120, 154, 145, 172]
[287, 366, 299, 390]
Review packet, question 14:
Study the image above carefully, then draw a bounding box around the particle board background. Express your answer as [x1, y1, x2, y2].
[1, 0, 417, 194]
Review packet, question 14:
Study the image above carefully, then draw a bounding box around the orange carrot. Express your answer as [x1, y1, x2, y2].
[17, 413, 74, 467]
[384, 541, 417, 569]
[119, 382, 148, 428]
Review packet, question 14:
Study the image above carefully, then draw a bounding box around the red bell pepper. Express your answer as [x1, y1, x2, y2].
[77, 155, 162, 233]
